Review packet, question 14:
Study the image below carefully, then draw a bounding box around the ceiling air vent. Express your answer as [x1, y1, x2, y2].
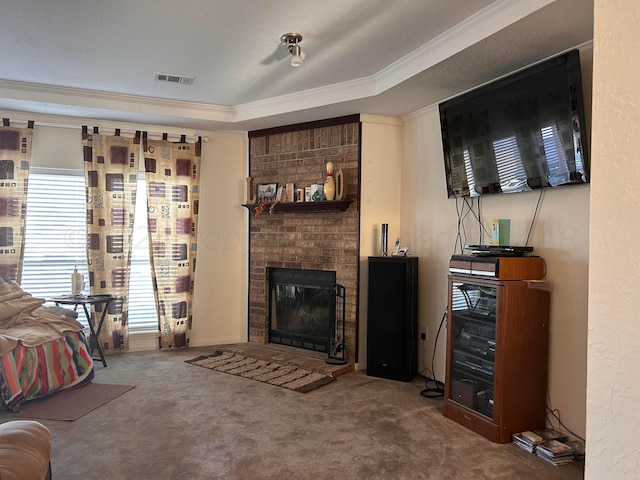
[154, 72, 194, 85]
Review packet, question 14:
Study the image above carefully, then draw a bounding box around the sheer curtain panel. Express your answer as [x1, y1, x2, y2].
[0, 120, 33, 283]
[83, 126, 140, 354]
[143, 135, 201, 349]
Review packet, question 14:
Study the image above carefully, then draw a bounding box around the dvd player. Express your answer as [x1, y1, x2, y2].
[464, 244, 533, 257]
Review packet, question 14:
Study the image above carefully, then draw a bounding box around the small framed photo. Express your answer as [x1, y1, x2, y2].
[257, 183, 278, 202]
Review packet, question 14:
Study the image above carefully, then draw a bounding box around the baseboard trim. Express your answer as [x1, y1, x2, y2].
[129, 330, 159, 352]
[125, 332, 245, 352]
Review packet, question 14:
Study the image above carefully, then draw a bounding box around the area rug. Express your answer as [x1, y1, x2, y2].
[11, 383, 135, 421]
[186, 350, 336, 393]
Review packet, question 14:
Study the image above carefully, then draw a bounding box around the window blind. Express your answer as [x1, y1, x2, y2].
[21, 170, 158, 331]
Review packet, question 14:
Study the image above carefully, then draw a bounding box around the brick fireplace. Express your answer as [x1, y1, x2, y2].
[247, 115, 361, 363]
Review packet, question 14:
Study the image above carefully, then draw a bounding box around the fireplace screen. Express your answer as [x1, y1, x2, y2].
[269, 268, 336, 353]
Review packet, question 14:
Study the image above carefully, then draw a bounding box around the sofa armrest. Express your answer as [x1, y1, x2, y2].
[0, 420, 51, 480]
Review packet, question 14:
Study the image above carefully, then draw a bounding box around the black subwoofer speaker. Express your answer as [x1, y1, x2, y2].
[366, 256, 418, 381]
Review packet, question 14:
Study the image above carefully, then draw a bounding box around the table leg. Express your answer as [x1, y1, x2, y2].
[83, 304, 108, 367]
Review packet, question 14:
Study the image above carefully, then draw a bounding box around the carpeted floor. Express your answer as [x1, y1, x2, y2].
[186, 350, 335, 393]
[0, 346, 584, 480]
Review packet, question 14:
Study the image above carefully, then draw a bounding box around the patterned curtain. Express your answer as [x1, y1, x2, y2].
[82, 126, 140, 354]
[143, 134, 201, 349]
[0, 119, 34, 283]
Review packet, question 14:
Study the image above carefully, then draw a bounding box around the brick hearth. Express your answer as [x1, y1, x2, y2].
[247, 116, 361, 363]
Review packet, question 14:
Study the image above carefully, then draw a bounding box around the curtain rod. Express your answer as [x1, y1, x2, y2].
[82, 125, 208, 143]
[0, 116, 209, 142]
[2, 117, 34, 129]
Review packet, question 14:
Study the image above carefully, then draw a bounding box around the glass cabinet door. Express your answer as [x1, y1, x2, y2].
[448, 280, 497, 419]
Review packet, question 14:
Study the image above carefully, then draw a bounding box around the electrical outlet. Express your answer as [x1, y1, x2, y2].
[420, 328, 428, 341]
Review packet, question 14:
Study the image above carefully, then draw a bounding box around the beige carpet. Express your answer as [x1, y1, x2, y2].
[12, 382, 135, 421]
[186, 350, 336, 393]
[31, 348, 584, 480]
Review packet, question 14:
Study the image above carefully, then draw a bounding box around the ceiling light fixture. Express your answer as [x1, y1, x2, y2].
[280, 32, 305, 67]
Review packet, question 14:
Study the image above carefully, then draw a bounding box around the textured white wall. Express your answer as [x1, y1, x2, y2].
[587, 1, 640, 478]
[31, 125, 83, 169]
[400, 46, 593, 440]
[358, 115, 404, 368]
[190, 133, 248, 346]
[25, 122, 247, 348]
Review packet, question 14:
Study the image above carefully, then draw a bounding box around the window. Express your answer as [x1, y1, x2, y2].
[21, 170, 88, 298]
[493, 135, 527, 193]
[129, 173, 158, 331]
[21, 168, 157, 331]
[541, 124, 584, 185]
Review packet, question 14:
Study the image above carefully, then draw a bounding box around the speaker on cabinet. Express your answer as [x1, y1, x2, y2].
[366, 256, 418, 382]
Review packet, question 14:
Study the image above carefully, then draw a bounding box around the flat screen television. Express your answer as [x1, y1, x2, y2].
[439, 49, 590, 198]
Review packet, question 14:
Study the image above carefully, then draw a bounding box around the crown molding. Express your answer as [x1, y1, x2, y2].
[374, 0, 556, 93]
[0, 79, 235, 122]
[233, 0, 556, 123]
[0, 108, 245, 141]
[0, 0, 558, 128]
[401, 40, 596, 124]
[233, 76, 375, 122]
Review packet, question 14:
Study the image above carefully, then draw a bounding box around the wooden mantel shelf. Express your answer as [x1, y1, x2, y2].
[242, 200, 353, 214]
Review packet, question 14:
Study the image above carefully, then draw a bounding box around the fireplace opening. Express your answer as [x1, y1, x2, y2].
[269, 268, 336, 353]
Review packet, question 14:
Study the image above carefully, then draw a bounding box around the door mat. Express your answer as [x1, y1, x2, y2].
[186, 350, 336, 393]
[11, 383, 135, 421]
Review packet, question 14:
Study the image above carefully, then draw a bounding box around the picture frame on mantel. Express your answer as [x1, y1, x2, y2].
[257, 182, 278, 202]
[335, 168, 346, 200]
[246, 177, 256, 204]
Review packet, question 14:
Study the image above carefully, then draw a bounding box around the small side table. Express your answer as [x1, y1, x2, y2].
[50, 294, 115, 367]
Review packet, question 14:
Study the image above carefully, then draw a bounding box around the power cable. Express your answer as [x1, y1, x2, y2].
[420, 309, 447, 398]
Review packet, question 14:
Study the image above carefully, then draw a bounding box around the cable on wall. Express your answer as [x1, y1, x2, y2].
[454, 196, 490, 254]
[525, 189, 545, 246]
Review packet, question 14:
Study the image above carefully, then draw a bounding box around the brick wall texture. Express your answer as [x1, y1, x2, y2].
[248, 120, 360, 362]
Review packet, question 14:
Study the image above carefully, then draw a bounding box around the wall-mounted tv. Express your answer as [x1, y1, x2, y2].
[439, 49, 589, 198]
